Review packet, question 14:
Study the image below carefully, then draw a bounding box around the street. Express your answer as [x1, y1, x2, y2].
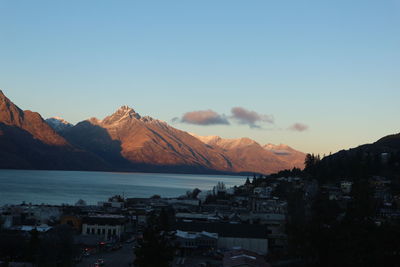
[77, 243, 135, 267]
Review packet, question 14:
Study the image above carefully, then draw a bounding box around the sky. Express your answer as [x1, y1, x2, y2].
[0, 0, 399, 155]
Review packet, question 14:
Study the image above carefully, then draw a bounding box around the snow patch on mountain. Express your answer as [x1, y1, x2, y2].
[190, 133, 260, 149]
[191, 133, 298, 154]
[263, 144, 293, 155]
[46, 117, 73, 132]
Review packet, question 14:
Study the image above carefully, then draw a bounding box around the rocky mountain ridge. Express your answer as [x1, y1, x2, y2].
[0, 90, 108, 170]
[0, 90, 306, 174]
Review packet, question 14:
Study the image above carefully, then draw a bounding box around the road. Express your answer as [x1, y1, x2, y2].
[76, 243, 135, 267]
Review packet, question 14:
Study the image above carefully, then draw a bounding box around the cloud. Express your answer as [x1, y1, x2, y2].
[230, 107, 274, 128]
[289, 123, 309, 132]
[179, 110, 230, 125]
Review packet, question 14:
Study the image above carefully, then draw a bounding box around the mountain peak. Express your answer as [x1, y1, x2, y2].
[50, 116, 70, 123]
[114, 105, 139, 117]
[0, 89, 8, 102]
[117, 105, 135, 113]
[46, 117, 73, 132]
[0, 90, 25, 126]
[100, 105, 141, 125]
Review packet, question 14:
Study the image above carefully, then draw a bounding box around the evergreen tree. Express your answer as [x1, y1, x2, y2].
[134, 213, 175, 267]
[27, 229, 40, 264]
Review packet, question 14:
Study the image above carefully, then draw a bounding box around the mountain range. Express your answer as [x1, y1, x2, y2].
[0, 91, 109, 170]
[0, 90, 306, 174]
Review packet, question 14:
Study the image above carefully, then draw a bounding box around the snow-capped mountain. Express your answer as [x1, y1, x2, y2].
[62, 106, 234, 172]
[190, 133, 259, 150]
[0, 90, 307, 174]
[190, 134, 306, 172]
[46, 117, 73, 132]
[45, 104, 307, 173]
[262, 144, 306, 168]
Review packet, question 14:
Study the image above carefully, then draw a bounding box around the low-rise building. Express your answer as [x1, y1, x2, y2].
[253, 187, 273, 199]
[176, 221, 269, 255]
[223, 249, 271, 267]
[251, 198, 287, 213]
[175, 230, 218, 250]
[60, 215, 82, 232]
[82, 214, 126, 241]
[340, 181, 353, 194]
[370, 176, 391, 189]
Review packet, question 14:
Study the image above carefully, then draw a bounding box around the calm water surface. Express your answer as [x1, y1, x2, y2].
[0, 170, 245, 205]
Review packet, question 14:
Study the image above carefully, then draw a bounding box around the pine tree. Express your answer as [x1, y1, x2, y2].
[134, 213, 175, 267]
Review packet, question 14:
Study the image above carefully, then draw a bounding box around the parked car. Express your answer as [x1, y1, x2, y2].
[95, 259, 105, 266]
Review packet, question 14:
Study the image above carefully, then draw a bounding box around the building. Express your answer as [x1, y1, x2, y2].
[176, 212, 222, 223]
[0, 204, 62, 228]
[223, 249, 271, 267]
[340, 181, 353, 194]
[176, 222, 269, 255]
[251, 198, 287, 213]
[60, 215, 82, 232]
[253, 187, 273, 199]
[370, 176, 391, 189]
[175, 230, 218, 250]
[82, 214, 126, 241]
[98, 195, 126, 209]
[128, 208, 150, 227]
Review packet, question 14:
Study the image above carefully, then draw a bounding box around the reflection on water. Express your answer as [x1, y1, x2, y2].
[0, 170, 245, 205]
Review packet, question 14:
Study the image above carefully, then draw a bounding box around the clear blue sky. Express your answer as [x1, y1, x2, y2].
[1, 0, 399, 155]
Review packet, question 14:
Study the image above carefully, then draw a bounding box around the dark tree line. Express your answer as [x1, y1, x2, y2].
[303, 150, 400, 185]
[134, 209, 176, 267]
[0, 225, 77, 267]
[248, 146, 400, 266]
[284, 179, 400, 267]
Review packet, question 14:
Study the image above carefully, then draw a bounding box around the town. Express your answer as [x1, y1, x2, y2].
[1, 162, 400, 266]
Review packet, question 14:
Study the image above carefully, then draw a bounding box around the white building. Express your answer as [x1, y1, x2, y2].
[82, 214, 126, 241]
[176, 230, 218, 249]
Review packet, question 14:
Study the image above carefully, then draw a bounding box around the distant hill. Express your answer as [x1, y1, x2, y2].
[307, 133, 400, 181]
[375, 133, 400, 150]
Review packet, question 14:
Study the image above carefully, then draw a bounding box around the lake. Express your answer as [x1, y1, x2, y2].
[0, 170, 246, 205]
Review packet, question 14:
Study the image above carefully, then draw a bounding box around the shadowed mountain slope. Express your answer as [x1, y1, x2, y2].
[0, 90, 109, 171]
[62, 106, 235, 173]
[0, 90, 306, 174]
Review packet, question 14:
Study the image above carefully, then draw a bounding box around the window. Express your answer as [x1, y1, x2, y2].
[86, 228, 90, 234]
[97, 229, 100, 235]
[91, 228, 95, 234]
[113, 229, 116, 236]
[102, 229, 105, 235]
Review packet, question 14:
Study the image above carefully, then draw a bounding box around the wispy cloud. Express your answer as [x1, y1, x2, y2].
[289, 123, 309, 132]
[176, 110, 230, 126]
[230, 107, 274, 128]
